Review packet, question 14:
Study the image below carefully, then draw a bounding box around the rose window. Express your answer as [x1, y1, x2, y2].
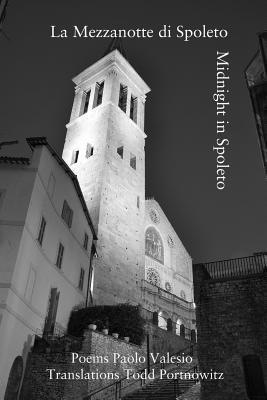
[146, 268, 161, 286]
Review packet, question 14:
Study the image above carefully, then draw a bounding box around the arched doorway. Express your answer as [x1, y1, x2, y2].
[176, 318, 183, 335]
[243, 355, 267, 399]
[158, 311, 168, 330]
[4, 356, 23, 400]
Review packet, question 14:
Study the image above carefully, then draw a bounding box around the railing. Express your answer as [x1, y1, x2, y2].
[141, 280, 194, 310]
[195, 254, 267, 281]
[84, 344, 196, 400]
[174, 364, 199, 396]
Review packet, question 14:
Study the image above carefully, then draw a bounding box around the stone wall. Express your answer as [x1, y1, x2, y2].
[145, 321, 191, 356]
[193, 267, 267, 400]
[20, 323, 192, 400]
[20, 329, 146, 400]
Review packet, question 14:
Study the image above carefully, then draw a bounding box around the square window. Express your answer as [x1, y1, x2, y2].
[86, 143, 94, 158]
[71, 150, 79, 164]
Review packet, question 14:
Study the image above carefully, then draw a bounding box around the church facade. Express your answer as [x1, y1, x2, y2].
[62, 44, 195, 331]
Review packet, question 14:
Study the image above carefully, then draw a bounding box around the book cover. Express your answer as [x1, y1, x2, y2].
[0, 1, 266, 399]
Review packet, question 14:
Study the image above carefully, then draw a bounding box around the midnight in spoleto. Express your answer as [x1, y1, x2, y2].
[213, 51, 230, 190]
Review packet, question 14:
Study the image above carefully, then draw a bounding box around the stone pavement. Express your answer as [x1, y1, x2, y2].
[177, 383, 201, 400]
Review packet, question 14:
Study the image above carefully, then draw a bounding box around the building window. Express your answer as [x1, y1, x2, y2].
[24, 266, 36, 303]
[83, 233, 88, 250]
[176, 318, 183, 335]
[137, 195, 140, 209]
[83, 90, 91, 114]
[243, 355, 266, 399]
[71, 150, 79, 164]
[44, 288, 60, 336]
[145, 227, 164, 264]
[146, 267, 161, 286]
[158, 311, 168, 330]
[79, 267, 85, 291]
[0, 189, 6, 213]
[118, 84, 128, 112]
[130, 153, 136, 170]
[117, 146, 123, 159]
[4, 356, 24, 400]
[93, 81, 104, 108]
[56, 243, 64, 269]
[86, 143, 94, 158]
[130, 95, 138, 123]
[180, 290, 186, 300]
[47, 173, 56, 198]
[61, 200, 73, 228]
[37, 217, 46, 246]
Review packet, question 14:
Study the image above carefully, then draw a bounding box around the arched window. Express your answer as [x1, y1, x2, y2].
[4, 356, 24, 400]
[158, 311, 168, 330]
[243, 355, 267, 399]
[176, 318, 183, 335]
[145, 227, 164, 264]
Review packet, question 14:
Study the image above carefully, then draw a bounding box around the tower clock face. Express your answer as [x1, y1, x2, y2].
[146, 268, 161, 286]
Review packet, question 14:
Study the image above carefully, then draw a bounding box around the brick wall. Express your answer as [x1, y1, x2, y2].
[194, 267, 267, 400]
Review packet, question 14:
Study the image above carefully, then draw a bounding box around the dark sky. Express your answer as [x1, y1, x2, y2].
[1, 0, 267, 263]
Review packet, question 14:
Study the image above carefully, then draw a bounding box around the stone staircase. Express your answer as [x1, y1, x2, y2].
[121, 356, 198, 400]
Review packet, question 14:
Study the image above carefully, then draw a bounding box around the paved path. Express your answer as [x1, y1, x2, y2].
[177, 383, 201, 400]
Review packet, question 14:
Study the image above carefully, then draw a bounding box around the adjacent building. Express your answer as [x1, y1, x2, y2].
[193, 254, 267, 400]
[0, 138, 96, 399]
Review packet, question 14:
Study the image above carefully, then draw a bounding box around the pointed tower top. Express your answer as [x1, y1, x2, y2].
[103, 38, 128, 60]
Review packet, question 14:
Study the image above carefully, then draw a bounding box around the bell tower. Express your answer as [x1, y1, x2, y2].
[62, 42, 150, 305]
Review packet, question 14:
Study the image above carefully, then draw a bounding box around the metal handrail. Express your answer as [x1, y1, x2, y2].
[84, 344, 196, 400]
[174, 364, 199, 396]
[195, 254, 267, 281]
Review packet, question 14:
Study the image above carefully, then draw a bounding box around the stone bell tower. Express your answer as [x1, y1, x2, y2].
[62, 40, 150, 305]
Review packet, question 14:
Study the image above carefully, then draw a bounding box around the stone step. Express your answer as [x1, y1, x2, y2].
[122, 360, 198, 400]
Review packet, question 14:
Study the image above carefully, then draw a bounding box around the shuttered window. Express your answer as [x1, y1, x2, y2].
[61, 200, 73, 228]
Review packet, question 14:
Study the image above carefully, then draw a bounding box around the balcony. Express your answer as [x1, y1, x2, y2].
[194, 253, 267, 282]
[141, 279, 194, 311]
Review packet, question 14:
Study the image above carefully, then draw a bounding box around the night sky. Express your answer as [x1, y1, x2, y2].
[1, 0, 267, 263]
